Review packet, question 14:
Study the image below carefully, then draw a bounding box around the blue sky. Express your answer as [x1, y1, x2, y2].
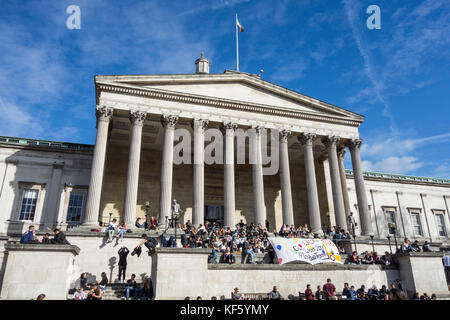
[0, 0, 449, 178]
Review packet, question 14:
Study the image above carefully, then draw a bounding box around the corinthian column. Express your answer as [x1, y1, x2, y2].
[338, 147, 351, 216]
[251, 126, 266, 227]
[123, 110, 147, 226]
[279, 130, 294, 226]
[346, 139, 373, 236]
[298, 133, 322, 234]
[83, 106, 113, 226]
[220, 122, 237, 229]
[323, 136, 347, 230]
[192, 119, 208, 227]
[158, 115, 178, 226]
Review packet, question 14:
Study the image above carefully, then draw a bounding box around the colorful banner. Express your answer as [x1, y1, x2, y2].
[268, 237, 342, 265]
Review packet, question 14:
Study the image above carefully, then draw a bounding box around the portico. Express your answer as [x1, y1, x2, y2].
[82, 55, 374, 235]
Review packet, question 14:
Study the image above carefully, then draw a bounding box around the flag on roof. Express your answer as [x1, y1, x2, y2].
[236, 17, 244, 32]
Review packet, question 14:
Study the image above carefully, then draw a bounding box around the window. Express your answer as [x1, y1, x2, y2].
[19, 189, 39, 221]
[434, 211, 447, 237]
[384, 209, 396, 235]
[410, 212, 423, 237]
[66, 193, 85, 222]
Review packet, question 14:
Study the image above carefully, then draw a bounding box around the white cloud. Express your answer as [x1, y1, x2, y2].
[362, 156, 424, 174]
[0, 98, 45, 138]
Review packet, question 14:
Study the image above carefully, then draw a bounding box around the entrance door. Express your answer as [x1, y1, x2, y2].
[204, 205, 224, 226]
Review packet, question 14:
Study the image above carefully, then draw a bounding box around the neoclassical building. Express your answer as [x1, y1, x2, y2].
[0, 54, 449, 243]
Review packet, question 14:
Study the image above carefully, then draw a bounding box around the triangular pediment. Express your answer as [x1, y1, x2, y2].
[95, 72, 363, 123]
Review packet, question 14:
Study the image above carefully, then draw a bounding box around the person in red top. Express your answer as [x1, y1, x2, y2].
[304, 284, 314, 300]
[149, 216, 157, 230]
[323, 278, 337, 300]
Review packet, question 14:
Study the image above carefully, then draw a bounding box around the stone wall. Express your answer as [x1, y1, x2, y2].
[206, 264, 399, 300]
[0, 146, 92, 234]
[0, 243, 79, 300]
[346, 176, 450, 242]
[149, 248, 401, 300]
[63, 233, 154, 288]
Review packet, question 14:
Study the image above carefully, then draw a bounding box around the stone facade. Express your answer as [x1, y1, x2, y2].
[0, 56, 449, 299]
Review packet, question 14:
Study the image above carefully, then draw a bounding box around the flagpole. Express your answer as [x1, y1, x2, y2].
[236, 13, 239, 72]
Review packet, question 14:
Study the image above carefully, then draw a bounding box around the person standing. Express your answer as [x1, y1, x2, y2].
[304, 284, 314, 300]
[117, 246, 129, 283]
[241, 237, 249, 264]
[323, 278, 337, 300]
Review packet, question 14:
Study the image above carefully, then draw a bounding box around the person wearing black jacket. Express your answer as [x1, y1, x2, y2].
[41, 233, 52, 244]
[51, 229, 70, 245]
[241, 238, 249, 264]
[126, 274, 139, 300]
[132, 234, 158, 257]
[118, 247, 129, 283]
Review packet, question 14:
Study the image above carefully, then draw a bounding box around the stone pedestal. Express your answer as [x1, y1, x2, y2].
[150, 247, 210, 299]
[394, 252, 448, 297]
[0, 242, 80, 300]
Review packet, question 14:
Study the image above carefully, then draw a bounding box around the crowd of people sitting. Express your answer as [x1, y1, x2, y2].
[72, 272, 154, 300]
[182, 278, 437, 300]
[179, 219, 276, 264]
[70, 271, 439, 300]
[296, 278, 438, 300]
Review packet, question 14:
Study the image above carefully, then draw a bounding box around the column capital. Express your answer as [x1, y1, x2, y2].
[252, 126, 266, 136]
[345, 138, 363, 151]
[191, 118, 209, 132]
[337, 147, 346, 158]
[129, 110, 147, 126]
[161, 115, 179, 129]
[279, 129, 291, 143]
[220, 122, 238, 135]
[95, 106, 114, 122]
[322, 136, 340, 148]
[298, 133, 316, 146]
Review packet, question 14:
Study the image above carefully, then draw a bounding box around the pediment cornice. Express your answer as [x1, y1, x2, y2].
[96, 80, 363, 127]
[96, 73, 364, 122]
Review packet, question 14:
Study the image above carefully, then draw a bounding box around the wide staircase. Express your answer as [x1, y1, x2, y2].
[67, 283, 132, 300]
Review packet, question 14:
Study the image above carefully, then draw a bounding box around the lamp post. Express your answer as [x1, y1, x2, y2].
[393, 227, 399, 253]
[173, 212, 178, 248]
[389, 223, 398, 253]
[370, 235, 375, 253]
[108, 212, 113, 224]
[387, 235, 392, 255]
[145, 201, 150, 230]
[326, 212, 331, 231]
[352, 224, 357, 254]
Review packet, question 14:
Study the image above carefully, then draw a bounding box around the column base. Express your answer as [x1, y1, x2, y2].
[312, 229, 324, 238]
